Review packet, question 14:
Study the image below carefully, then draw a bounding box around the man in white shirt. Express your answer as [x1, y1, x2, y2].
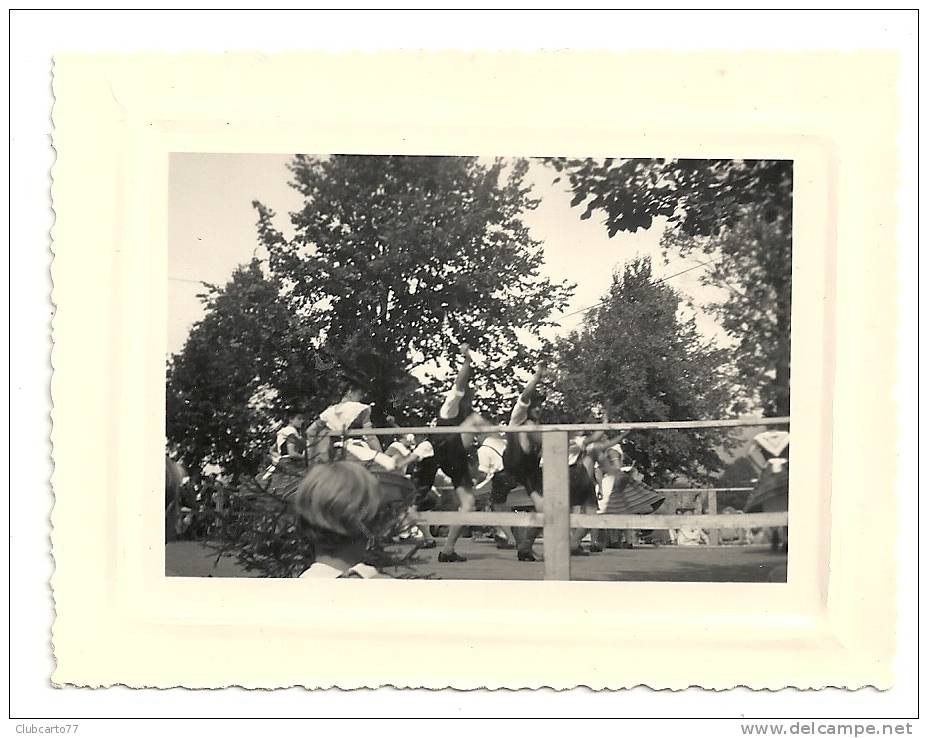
[473, 433, 515, 548]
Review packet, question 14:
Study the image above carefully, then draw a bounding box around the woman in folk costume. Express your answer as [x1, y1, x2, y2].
[744, 429, 789, 552]
[304, 383, 397, 472]
[260, 409, 308, 501]
[410, 343, 488, 563]
[593, 437, 665, 549]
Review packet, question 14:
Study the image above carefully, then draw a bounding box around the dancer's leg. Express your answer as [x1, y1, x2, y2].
[489, 500, 516, 547]
[440, 486, 476, 560]
[570, 501, 599, 553]
[489, 474, 517, 547]
[516, 490, 544, 561]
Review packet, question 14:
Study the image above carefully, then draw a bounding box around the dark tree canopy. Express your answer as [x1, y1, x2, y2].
[256, 155, 572, 423]
[546, 158, 792, 237]
[167, 156, 574, 476]
[166, 260, 333, 478]
[547, 157, 792, 416]
[551, 257, 731, 486]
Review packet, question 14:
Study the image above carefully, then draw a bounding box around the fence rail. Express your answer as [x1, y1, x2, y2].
[332, 416, 790, 437]
[654, 487, 755, 493]
[413, 511, 786, 530]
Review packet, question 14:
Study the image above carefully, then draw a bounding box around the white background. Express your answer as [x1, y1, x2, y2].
[6, 8, 920, 728]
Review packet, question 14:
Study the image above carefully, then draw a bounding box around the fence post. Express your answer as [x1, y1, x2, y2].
[706, 489, 719, 546]
[542, 431, 571, 581]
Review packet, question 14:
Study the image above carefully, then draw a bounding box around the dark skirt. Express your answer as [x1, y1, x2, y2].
[745, 463, 789, 512]
[601, 475, 665, 515]
[260, 458, 306, 503]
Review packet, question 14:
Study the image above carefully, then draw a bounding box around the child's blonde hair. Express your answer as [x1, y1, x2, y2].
[292, 462, 392, 551]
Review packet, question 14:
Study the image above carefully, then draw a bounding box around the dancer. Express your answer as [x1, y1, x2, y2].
[593, 438, 665, 548]
[488, 363, 551, 561]
[272, 409, 307, 463]
[386, 433, 437, 548]
[564, 431, 605, 554]
[567, 416, 629, 551]
[473, 432, 515, 549]
[410, 343, 487, 563]
[491, 366, 608, 561]
[591, 441, 631, 549]
[260, 408, 308, 501]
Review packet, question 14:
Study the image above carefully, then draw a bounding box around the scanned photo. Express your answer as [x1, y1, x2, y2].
[165, 154, 792, 583]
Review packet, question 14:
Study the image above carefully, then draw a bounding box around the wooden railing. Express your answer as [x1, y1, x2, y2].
[338, 417, 790, 580]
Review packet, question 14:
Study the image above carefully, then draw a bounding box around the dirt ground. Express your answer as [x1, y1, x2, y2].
[166, 537, 788, 582]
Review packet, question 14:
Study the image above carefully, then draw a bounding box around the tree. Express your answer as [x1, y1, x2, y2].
[546, 158, 792, 415]
[168, 156, 573, 477]
[546, 158, 792, 237]
[551, 257, 731, 487]
[255, 155, 573, 422]
[166, 259, 335, 479]
[661, 207, 791, 415]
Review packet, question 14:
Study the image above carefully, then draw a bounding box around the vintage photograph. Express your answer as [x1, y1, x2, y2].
[165, 153, 792, 583]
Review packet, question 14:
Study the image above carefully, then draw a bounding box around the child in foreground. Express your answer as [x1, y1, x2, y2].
[293, 462, 405, 579]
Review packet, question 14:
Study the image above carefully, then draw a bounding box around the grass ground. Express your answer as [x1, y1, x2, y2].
[166, 536, 787, 582]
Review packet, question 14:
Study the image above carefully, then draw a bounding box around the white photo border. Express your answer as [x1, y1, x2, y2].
[50, 52, 898, 690]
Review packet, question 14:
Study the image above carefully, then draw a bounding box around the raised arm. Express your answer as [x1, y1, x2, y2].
[519, 363, 545, 405]
[584, 431, 630, 459]
[510, 363, 546, 426]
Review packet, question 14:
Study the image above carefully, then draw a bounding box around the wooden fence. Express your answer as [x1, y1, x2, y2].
[339, 417, 790, 581]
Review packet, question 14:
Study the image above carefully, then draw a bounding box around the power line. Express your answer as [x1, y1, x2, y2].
[169, 276, 210, 286]
[554, 255, 724, 323]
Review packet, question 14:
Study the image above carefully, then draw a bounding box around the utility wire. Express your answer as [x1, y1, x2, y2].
[554, 254, 724, 323]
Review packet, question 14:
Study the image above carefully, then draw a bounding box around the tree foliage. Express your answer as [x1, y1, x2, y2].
[551, 257, 731, 486]
[546, 158, 792, 237]
[256, 155, 572, 423]
[167, 156, 573, 477]
[661, 207, 791, 415]
[166, 260, 335, 478]
[546, 158, 791, 416]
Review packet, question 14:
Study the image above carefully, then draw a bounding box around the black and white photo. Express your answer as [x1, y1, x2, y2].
[165, 154, 792, 582]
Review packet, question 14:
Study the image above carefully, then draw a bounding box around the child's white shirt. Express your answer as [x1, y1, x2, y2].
[299, 562, 382, 579]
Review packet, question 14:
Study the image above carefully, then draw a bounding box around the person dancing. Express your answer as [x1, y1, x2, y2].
[593, 438, 665, 548]
[474, 432, 516, 549]
[410, 343, 486, 563]
[488, 364, 547, 561]
[491, 365, 608, 561]
[385, 432, 438, 548]
[258, 408, 309, 502]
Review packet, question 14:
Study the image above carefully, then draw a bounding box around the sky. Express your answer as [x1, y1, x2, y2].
[168, 154, 731, 360]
